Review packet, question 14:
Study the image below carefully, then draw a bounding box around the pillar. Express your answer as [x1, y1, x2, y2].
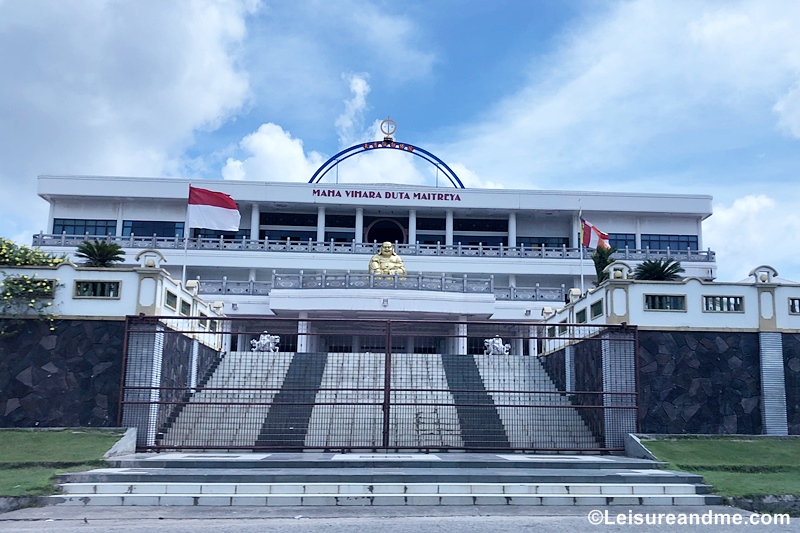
[456, 316, 467, 355]
[527, 326, 537, 357]
[352, 335, 361, 353]
[248, 268, 256, 282]
[316, 206, 325, 242]
[355, 207, 364, 244]
[445, 210, 454, 246]
[513, 328, 523, 356]
[298, 311, 310, 353]
[508, 212, 516, 247]
[250, 204, 260, 240]
[406, 336, 415, 354]
[115, 202, 123, 236]
[408, 209, 417, 245]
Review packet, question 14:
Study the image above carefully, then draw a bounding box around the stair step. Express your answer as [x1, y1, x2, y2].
[49, 492, 720, 507]
[58, 482, 702, 496]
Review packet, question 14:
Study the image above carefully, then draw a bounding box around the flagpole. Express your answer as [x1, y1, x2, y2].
[182, 183, 190, 286]
[578, 205, 584, 295]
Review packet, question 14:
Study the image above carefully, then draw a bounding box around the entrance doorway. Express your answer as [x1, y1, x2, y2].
[365, 218, 406, 244]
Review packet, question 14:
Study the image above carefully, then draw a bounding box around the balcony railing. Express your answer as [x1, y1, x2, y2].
[33, 233, 717, 262]
[197, 272, 568, 302]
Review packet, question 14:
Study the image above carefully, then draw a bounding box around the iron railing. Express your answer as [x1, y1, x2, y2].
[120, 317, 639, 452]
[33, 232, 716, 262]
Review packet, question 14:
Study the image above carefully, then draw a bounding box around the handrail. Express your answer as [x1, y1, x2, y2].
[32, 233, 717, 262]
[197, 274, 567, 301]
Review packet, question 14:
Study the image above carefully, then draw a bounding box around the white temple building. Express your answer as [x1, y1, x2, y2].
[33, 174, 717, 322]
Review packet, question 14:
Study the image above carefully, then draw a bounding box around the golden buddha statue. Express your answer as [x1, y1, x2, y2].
[368, 241, 407, 275]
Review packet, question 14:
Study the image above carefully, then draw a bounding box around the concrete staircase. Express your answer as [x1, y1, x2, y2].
[160, 351, 294, 448]
[49, 452, 723, 507]
[474, 355, 599, 449]
[159, 352, 605, 450]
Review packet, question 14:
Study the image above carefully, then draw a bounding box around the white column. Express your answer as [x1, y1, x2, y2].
[250, 204, 260, 240]
[528, 326, 537, 357]
[456, 316, 467, 355]
[572, 213, 580, 248]
[115, 202, 123, 236]
[298, 311, 309, 353]
[508, 212, 517, 247]
[355, 208, 364, 243]
[509, 274, 517, 288]
[406, 336, 414, 354]
[316, 206, 325, 242]
[408, 209, 417, 245]
[352, 335, 361, 353]
[248, 268, 256, 282]
[513, 328, 523, 356]
[445, 210, 454, 246]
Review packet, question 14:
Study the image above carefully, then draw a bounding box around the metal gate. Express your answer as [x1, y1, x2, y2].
[119, 316, 638, 452]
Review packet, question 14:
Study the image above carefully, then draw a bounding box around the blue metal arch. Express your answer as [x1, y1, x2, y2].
[308, 140, 465, 189]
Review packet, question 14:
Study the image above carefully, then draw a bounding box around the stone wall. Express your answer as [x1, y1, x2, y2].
[638, 331, 762, 434]
[783, 333, 800, 435]
[539, 350, 566, 391]
[573, 340, 604, 443]
[0, 318, 124, 427]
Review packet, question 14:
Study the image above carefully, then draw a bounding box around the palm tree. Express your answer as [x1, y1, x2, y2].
[590, 246, 617, 286]
[634, 258, 685, 281]
[75, 241, 125, 267]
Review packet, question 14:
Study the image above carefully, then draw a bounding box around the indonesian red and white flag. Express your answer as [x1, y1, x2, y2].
[580, 216, 610, 249]
[187, 186, 240, 231]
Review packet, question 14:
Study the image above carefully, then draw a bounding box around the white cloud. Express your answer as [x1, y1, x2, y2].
[222, 123, 324, 182]
[0, 0, 257, 239]
[335, 73, 371, 147]
[705, 195, 800, 282]
[442, 0, 800, 190]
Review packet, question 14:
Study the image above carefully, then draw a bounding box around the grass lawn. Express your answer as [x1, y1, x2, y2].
[641, 436, 800, 498]
[0, 428, 125, 496]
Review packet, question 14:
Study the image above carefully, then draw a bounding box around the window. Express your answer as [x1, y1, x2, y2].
[645, 294, 686, 311]
[53, 218, 116, 236]
[417, 218, 446, 231]
[326, 215, 356, 228]
[546, 326, 556, 338]
[74, 281, 120, 298]
[517, 236, 570, 248]
[453, 235, 504, 246]
[703, 295, 743, 313]
[260, 212, 317, 227]
[415, 233, 445, 245]
[262, 229, 316, 242]
[324, 231, 355, 243]
[192, 228, 250, 240]
[576, 309, 587, 323]
[209, 320, 218, 332]
[641, 234, 698, 251]
[453, 218, 507, 232]
[608, 233, 635, 249]
[790, 298, 800, 314]
[179, 300, 191, 316]
[198, 312, 208, 329]
[164, 290, 178, 310]
[123, 220, 184, 238]
[591, 300, 604, 319]
[558, 320, 568, 335]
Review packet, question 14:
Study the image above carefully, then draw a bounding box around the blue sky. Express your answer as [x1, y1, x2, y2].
[1, 0, 799, 281]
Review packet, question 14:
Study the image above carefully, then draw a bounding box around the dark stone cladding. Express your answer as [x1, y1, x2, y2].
[638, 330, 762, 434]
[783, 333, 800, 435]
[0, 318, 124, 427]
[543, 340, 605, 446]
[572, 340, 604, 445]
[539, 350, 566, 391]
[155, 329, 221, 433]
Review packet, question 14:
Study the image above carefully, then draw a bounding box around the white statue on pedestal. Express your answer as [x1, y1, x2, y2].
[251, 331, 280, 353]
[483, 336, 511, 355]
